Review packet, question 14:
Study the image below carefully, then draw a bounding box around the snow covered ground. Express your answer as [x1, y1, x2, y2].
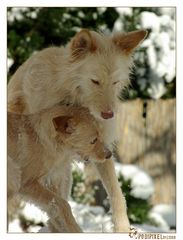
[8, 200, 175, 233]
[114, 163, 154, 200]
[8, 163, 175, 233]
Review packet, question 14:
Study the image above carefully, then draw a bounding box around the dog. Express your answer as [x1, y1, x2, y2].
[8, 29, 147, 119]
[8, 29, 147, 232]
[8, 104, 113, 232]
[7, 155, 21, 199]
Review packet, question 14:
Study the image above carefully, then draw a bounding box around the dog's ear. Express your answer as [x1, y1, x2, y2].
[71, 29, 97, 59]
[113, 30, 148, 54]
[52, 116, 76, 134]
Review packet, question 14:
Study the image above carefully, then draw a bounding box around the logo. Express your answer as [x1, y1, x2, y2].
[129, 227, 138, 238]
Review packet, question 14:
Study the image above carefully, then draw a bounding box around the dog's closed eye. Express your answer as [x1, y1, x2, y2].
[91, 79, 100, 85]
[113, 81, 119, 85]
[90, 137, 98, 144]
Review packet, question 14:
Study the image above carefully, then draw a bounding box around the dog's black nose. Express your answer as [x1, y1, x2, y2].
[105, 149, 112, 159]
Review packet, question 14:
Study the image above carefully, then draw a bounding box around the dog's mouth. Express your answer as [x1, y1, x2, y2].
[101, 110, 114, 119]
[90, 108, 115, 121]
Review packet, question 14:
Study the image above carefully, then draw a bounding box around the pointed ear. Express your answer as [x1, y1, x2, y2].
[52, 116, 76, 134]
[71, 29, 97, 59]
[113, 30, 148, 54]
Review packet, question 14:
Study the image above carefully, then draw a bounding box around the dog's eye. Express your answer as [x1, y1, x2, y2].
[90, 138, 98, 144]
[113, 81, 119, 85]
[91, 79, 100, 85]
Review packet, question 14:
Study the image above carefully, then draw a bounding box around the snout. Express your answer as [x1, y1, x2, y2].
[105, 148, 112, 159]
[101, 110, 114, 119]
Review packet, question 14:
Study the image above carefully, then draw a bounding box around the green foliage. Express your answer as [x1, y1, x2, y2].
[118, 8, 153, 100]
[118, 175, 153, 224]
[7, 7, 119, 78]
[119, 7, 176, 100]
[71, 167, 154, 225]
[71, 169, 96, 205]
[7, 7, 175, 98]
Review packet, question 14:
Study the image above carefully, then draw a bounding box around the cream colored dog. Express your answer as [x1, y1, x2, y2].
[8, 29, 147, 232]
[8, 105, 112, 232]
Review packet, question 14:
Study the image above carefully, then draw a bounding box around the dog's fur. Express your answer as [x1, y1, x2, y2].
[8, 105, 113, 232]
[8, 29, 146, 119]
[8, 29, 147, 232]
[7, 156, 21, 199]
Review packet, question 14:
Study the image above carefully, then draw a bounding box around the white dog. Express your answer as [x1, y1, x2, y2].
[8, 29, 147, 232]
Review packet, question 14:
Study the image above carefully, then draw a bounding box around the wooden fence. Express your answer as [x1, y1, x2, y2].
[116, 98, 176, 204]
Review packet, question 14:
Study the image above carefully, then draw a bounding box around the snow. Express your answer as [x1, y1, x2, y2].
[8, 219, 23, 233]
[7, 161, 175, 233]
[97, 7, 107, 14]
[8, 197, 175, 233]
[70, 201, 113, 232]
[72, 161, 85, 172]
[113, 7, 132, 32]
[9, 163, 175, 233]
[38, 223, 173, 233]
[159, 8, 176, 18]
[148, 212, 170, 231]
[21, 202, 48, 223]
[37, 201, 175, 233]
[116, 7, 133, 17]
[7, 58, 14, 70]
[150, 204, 176, 227]
[141, 12, 161, 32]
[147, 79, 167, 100]
[113, 19, 124, 32]
[134, 223, 169, 233]
[141, 9, 176, 99]
[7, 8, 175, 100]
[7, 8, 38, 22]
[113, 8, 176, 99]
[115, 163, 154, 199]
[7, 8, 27, 22]
[8, 201, 113, 233]
[77, 11, 85, 19]
[139, 9, 175, 99]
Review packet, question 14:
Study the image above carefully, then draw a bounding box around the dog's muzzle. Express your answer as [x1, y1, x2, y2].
[104, 148, 112, 159]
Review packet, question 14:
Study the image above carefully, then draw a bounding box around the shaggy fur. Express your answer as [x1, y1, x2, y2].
[8, 29, 147, 232]
[7, 156, 21, 198]
[8, 105, 112, 232]
[8, 29, 146, 118]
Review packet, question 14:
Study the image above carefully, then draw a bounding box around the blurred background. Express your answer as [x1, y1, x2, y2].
[7, 7, 176, 233]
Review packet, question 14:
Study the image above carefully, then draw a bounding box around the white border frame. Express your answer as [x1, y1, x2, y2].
[1, 1, 182, 240]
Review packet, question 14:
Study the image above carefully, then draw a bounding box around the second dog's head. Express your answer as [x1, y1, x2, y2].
[67, 29, 147, 120]
[52, 107, 112, 162]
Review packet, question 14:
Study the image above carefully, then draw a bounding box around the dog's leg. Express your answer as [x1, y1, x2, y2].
[21, 181, 82, 233]
[94, 159, 130, 232]
[7, 156, 21, 199]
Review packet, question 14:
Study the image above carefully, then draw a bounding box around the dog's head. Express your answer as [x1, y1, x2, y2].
[52, 109, 112, 162]
[68, 29, 147, 120]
